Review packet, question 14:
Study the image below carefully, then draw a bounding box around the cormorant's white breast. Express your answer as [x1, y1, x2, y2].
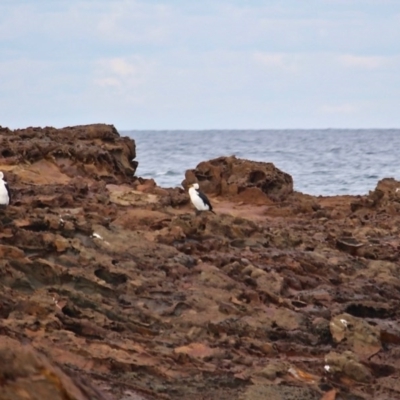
[188, 183, 215, 214]
[0, 171, 10, 206]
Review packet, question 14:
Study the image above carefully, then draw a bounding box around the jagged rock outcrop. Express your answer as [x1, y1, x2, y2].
[0, 125, 400, 399]
[0, 124, 138, 184]
[182, 155, 293, 203]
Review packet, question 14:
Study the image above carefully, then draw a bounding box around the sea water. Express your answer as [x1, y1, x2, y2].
[123, 130, 400, 196]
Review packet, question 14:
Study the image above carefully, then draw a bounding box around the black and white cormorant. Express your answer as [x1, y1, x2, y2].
[0, 171, 10, 207]
[188, 183, 215, 214]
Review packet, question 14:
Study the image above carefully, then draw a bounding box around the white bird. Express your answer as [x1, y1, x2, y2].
[0, 171, 10, 207]
[188, 183, 215, 215]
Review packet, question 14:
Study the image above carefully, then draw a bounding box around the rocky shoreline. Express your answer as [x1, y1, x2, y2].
[0, 124, 400, 400]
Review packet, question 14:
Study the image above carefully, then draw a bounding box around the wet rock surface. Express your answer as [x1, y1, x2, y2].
[0, 124, 400, 399]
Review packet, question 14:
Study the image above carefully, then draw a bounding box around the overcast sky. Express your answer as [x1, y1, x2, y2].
[0, 0, 399, 130]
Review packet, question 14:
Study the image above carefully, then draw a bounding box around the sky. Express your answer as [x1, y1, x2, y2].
[0, 0, 399, 130]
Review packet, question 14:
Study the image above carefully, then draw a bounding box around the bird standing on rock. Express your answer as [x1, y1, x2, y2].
[188, 183, 215, 215]
[0, 171, 11, 207]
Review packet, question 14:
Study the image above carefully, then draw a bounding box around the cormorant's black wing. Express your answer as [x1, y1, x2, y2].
[197, 189, 213, 211]
[5, 182, 11, 204]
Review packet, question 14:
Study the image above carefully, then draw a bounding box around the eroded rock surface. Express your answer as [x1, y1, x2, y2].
[0, 124, 400, 400]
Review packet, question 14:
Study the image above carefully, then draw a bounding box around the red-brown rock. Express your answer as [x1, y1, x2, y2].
[182, 155, 293, 202]
[0, 338, 109, 400]
[0, 125, 399, 400]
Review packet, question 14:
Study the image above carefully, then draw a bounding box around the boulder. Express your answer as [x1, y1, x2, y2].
[182, 155, 293, 202]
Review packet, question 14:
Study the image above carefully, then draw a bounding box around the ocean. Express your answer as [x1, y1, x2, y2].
[123, 130, 400, 196]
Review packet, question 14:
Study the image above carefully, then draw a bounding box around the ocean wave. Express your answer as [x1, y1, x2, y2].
[154, 170, 179, 177]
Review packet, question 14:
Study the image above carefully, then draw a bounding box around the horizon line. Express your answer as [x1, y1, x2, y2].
[121, 127, 400, 131]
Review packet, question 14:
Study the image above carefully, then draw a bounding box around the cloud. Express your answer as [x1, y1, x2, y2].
[96, 1, 173, 46]
[320, 103, 359, 114]
[94, 77, 121, 89]
[253, 52, 299, 73]
[338, 54, 389, 69]
[104, 58, 138, 77]
[93, 57, 153, 90]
